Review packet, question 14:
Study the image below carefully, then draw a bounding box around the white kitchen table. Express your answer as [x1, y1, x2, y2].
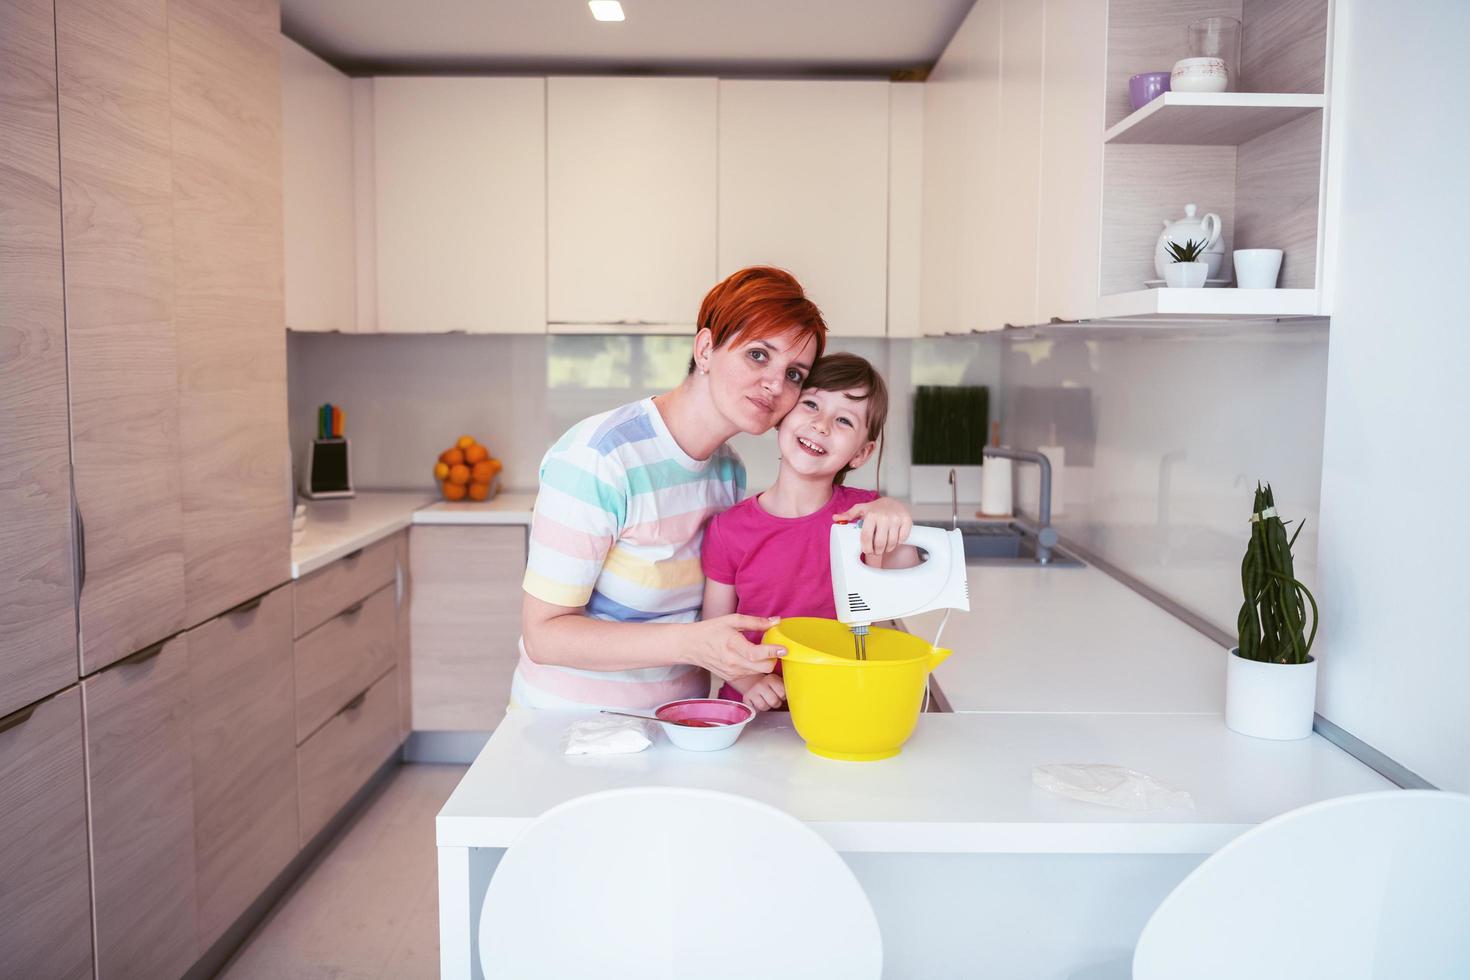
[438, 702, 1390, 978]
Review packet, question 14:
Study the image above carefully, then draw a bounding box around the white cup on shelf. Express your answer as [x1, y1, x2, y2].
[1233, 248, 1284, 288]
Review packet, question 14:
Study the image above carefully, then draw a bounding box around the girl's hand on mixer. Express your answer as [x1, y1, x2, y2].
[735, 673, 786, 711]
[685, 614, 784, 681]
[833, 496, 914, 558]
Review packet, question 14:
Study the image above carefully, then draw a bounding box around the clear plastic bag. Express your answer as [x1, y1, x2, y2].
[561, 717, 655, 756]
[1033, 763, 1195, 811]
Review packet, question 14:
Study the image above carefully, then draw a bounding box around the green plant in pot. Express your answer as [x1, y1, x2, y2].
[1163, 237, 1211, 288]
[910, 385, 988, 504]
[1226, 483, 1321, 740]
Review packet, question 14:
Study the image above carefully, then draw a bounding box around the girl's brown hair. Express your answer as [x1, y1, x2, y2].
[801, 352, 889, 486]
[689, 267, 827, 373]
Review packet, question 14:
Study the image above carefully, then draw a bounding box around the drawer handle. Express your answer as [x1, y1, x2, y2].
[75, 504, 86, 595]
[340, 690, 368, 715]
[342, 548, 364, 562]
[0, 703, 39, 737]
[117, 639, 167, 668]
[341, 600, 365, 617]
[227, 594, 266, 617]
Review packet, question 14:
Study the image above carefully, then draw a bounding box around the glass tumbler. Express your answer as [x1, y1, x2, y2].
[1187, 16, 1242, 89]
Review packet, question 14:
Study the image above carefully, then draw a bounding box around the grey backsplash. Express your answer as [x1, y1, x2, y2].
[288, 321, 1327, 635]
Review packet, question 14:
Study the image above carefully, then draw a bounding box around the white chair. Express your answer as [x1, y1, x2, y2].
[1134, 790, 1470, 979]
[477, 786, 882, 979]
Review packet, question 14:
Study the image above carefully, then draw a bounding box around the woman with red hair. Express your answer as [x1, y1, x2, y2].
[516, 267, 831, 710]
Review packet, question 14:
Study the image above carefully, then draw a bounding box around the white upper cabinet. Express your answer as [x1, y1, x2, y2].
[1035, 0, 1107, 324]
[993, 0, 1046, 329]
[280, 37, 356, 333]
[372, 77, 546, 333]
[718, 80, 891, 338]
[547, 77, 717, 330]
[885, 85, 925, 339]
[921, 0, 1002, 335]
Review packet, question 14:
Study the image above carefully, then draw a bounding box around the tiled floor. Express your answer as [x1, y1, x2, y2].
[218, 764, 467, 980]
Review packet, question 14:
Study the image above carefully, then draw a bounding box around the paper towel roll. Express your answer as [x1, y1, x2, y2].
[979, 457, 1013, 517]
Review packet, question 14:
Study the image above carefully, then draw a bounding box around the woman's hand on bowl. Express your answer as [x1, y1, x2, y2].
[687, 614, 784, 680]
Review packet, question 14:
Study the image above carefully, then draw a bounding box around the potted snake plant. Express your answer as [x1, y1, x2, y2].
[1226, 483, 1320, 740]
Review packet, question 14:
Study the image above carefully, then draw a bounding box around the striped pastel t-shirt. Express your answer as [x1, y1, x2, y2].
[514, 397, 745, 710]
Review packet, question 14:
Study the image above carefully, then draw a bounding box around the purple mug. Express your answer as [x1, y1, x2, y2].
[1129, 71, 1171, 110]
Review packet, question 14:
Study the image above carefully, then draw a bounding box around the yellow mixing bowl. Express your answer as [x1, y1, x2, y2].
[764, 617, 951, 761]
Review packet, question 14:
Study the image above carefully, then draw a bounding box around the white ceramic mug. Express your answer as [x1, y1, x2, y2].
[1171, 56, 1229, 93]
[1233, 248, 1284, 288]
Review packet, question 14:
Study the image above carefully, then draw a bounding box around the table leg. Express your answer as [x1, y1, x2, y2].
[438, 846, 473, 979]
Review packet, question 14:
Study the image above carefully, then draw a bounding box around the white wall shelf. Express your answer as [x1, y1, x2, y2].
[1095, 287, 1320, 320]
[1104, 92, 1326, 146]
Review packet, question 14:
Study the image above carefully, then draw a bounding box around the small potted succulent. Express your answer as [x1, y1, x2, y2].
[1226, 483, 1320, 740]
[1162, 238, 1210, 288]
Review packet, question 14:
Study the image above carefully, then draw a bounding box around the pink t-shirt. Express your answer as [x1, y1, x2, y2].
[701, 484, 879, 640]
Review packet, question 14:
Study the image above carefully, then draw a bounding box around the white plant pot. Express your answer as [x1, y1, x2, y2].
[1163, 262, 1209, 287]
[910, 464, 982, 504]
[1224, 647, 1317, 740]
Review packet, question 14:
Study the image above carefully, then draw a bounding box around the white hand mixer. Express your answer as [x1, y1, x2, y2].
[830, 522, 970, 659]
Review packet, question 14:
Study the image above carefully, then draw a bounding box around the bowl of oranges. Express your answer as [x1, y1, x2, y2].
[434, 435, 502, 502]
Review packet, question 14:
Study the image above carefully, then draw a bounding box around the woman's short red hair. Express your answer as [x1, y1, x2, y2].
[696, 267, 827, 367]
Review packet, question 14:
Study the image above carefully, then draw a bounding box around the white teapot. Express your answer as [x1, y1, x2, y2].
[1154, 203, 1224, 279]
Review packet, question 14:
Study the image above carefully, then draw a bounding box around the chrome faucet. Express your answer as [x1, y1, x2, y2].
[982, 446, 1060, 565]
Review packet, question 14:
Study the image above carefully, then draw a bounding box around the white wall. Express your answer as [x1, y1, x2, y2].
[997, 323, 1331, 637]
[1313, 0, 1470, 792]
[286, 333, 1002, 500]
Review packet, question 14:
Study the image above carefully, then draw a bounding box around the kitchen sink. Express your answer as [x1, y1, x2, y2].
[914, 520, 1085, 568]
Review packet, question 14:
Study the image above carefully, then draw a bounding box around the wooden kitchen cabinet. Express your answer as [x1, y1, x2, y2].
[293, 532, 399, 637]
[410, 525, 526, 729]
[170, 0, 291, 628]
[188, 585, 298, 951]
[372, 77, 546, 333]
[84, 632, 199, 980]
[718, 80, 891, 338]
[0, 0, 78, 716]
[547, 77, 717, 329]
[396, 532, 413, 739]
[281, 35, 358, 333]
[0, 687, 93, 980]
[297, 667, 401, 845]
[55, 0, 188, 674]
[294, 582, 398, 743]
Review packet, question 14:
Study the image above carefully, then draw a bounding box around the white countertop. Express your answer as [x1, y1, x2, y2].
[291, 490, 537, 578]
[437, 709, 1392, 854]
[291, 492, 433, 577]
[904, 562, 1226, 714]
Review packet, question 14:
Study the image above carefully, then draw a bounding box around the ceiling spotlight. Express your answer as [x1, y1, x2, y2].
[588, 1, 625, 21]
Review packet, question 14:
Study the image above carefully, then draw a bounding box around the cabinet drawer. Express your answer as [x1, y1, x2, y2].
[84, 633, 198, 980]
[297, 668, 401, 845]
[189, 585, 298, 950]
[293, 533, 398, 638]
[294, 582, 397, 743]
[0, 687, 93, 980]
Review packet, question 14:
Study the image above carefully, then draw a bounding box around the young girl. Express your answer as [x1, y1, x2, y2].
[700, 353, 919, 710]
